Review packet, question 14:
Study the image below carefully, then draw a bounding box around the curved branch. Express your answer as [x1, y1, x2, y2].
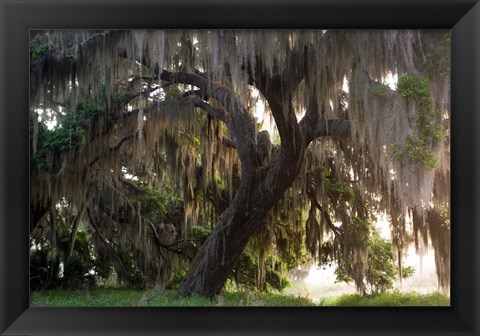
[241, 44, 309, 152]
[299, 90, 350, 144]
[159, 69, 261, 171]
[181, 97, 227, 122]
[110, 132, 138, 152]
[305, 179, 344, 243]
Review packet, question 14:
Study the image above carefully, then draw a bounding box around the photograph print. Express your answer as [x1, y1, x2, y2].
[29, 30, 450, 307]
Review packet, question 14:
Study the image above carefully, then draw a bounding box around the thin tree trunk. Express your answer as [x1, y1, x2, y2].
[49, 206, 58, 283]
[86, 208, 136, 283]
[65, 203, 87, 264]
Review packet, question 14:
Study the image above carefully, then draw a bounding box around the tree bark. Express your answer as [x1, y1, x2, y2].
[65, 202, 87, 264]
[171, 62, 351, 298]
[179, 146, 305, 297]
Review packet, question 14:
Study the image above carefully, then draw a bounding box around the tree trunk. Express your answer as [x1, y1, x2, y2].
[179, 147, 304, 298]
[65, 202, 87, 264]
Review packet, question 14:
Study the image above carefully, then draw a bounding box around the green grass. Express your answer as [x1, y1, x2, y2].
[30, 288, 449, 307]
[30, 288, 144, 307]
[30, 288, 315, 307]
[220, 291, 315, 306]
[321, 291, 450, 306]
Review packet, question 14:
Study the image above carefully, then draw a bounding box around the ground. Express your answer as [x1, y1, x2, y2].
[31, 288, 449, 307]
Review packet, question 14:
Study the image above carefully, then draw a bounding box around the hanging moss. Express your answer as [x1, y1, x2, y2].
[392, 73, 443, 169]
[424, 33, 451, 79]
[29, 29, 450, 294]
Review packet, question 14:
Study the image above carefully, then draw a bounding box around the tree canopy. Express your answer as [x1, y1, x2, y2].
[30, 30, 450, 298]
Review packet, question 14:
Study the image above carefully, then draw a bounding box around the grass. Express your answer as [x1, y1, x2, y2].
[321, 291, 450, 306]
[30, 288, 315, 307]
[31, 288, 449, 307]
[30, 288, 144, 307]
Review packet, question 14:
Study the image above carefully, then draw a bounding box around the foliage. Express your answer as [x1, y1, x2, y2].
[334, 267, 354, 284]
[138, 186, 183, 224]
[393, 73, 443, 169]
[364, 231, 397, 293]
[368, 82, 389, 97]
[232, 250, 290, 292]
[188, 225, 212, 242]
[114, 92, 132, 105]
[30, 247, 61, 290]
[397, 74, 431, 102]
[62, 254, 96, 289]
[402, 265, 415, 279]
[30, 227, 99, 290]
[321, 165, 356, 202]
[30, 34, 51, 62]
[33, 92, 106, 170]
[168, 269, 188, 290]
[335, 229, 414, 294]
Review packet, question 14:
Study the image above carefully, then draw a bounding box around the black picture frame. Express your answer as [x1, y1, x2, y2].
[1, 1, 479, 335]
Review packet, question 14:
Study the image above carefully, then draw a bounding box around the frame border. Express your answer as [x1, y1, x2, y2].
[1, 1, 479, 335]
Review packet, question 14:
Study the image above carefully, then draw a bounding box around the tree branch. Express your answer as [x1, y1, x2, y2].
[158, 69, 261, 171]
[86, 207, 136, 283]
[110, 132, 138, 152]
[181, 96, 227, 123]
[146, 220, 193, 260]
[306, 188, 344, 243]
[246, 65, 305, 161]
[301, 119, 351, 144]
